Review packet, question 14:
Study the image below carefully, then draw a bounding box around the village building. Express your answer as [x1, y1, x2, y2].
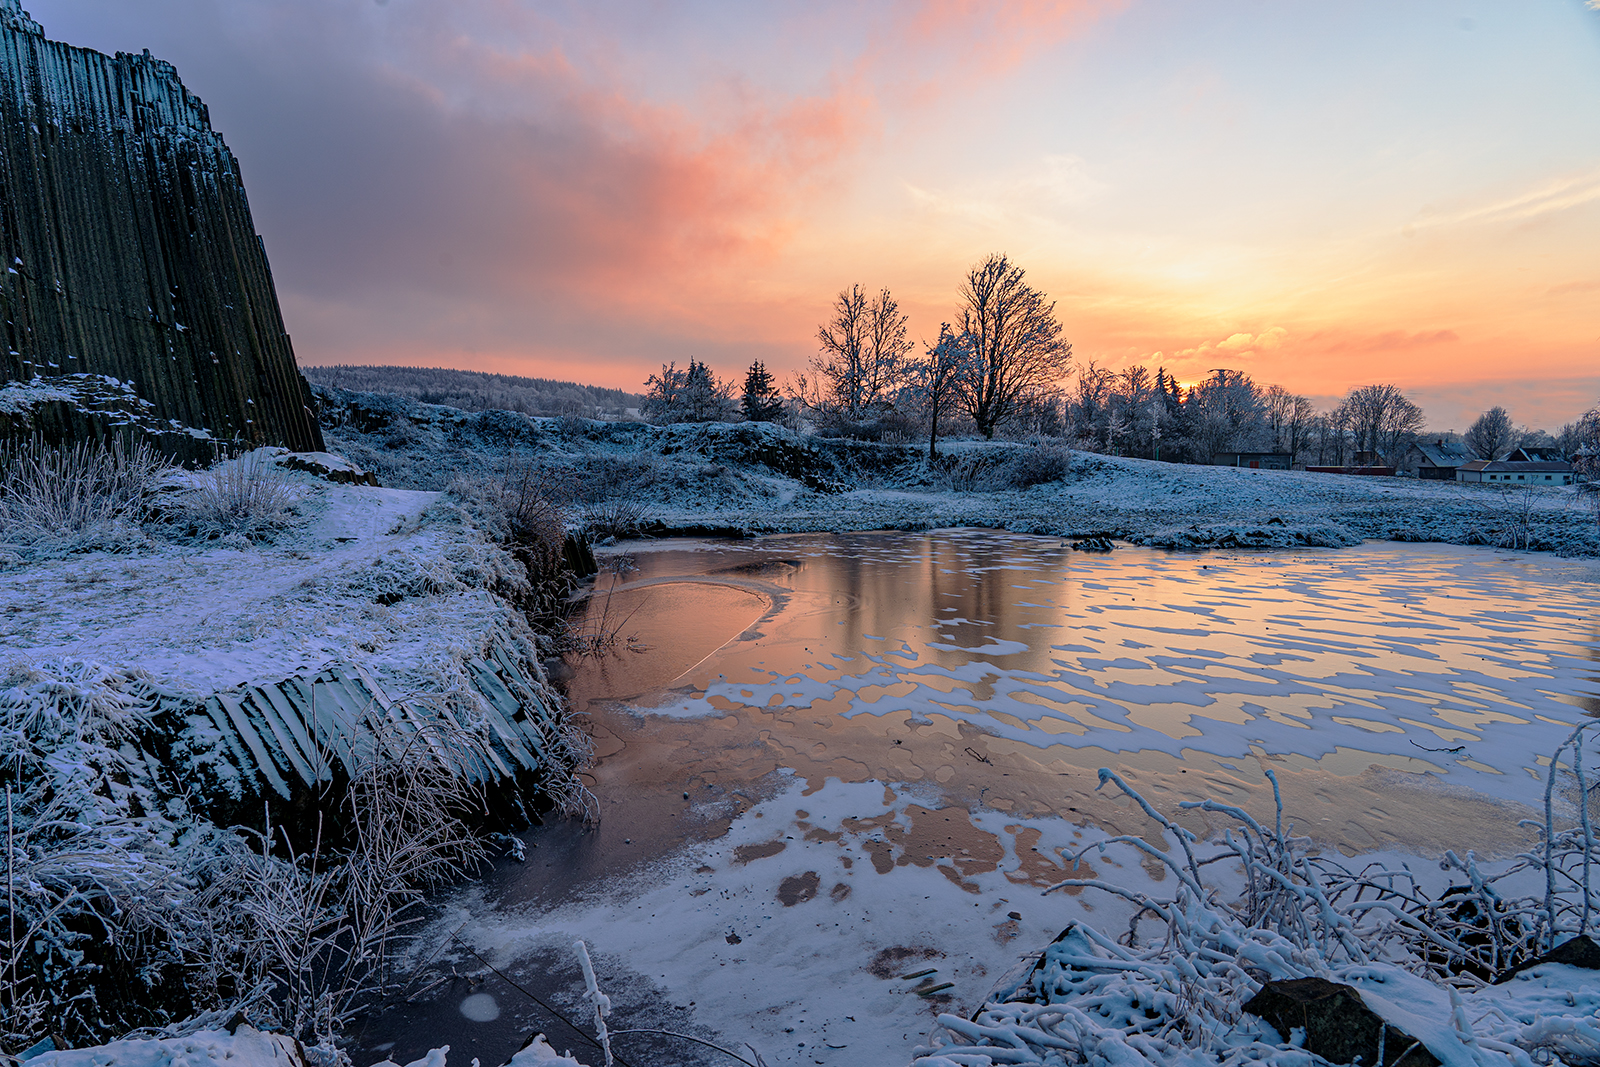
[1456, 454, 1575, 485]
[1400, 439, 1474, 480]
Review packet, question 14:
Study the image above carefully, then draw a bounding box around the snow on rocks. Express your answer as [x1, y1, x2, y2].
[20, 1032, 587, 1067]
[276, 452, 380, 487]
[26, 1030, 309, 1067]
[1, 466, 582, 812]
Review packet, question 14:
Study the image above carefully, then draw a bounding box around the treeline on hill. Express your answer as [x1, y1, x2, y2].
[639, 252, 1599, 472]
[302, 365, 641, 418]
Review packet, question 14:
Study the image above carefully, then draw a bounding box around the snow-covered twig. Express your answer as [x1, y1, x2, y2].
[573, 940, 614, 1067]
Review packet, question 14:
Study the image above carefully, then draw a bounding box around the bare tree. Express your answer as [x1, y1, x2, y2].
[1336, 383, 1425, 465]
[1261, 384, 1315, 465]
[952, 254, 1072, 438]
[1284, 393, 1316, 466]
[911, 323, 971, 460]
[1464, 406, 1516, 460]
[810, 285, 913, 423]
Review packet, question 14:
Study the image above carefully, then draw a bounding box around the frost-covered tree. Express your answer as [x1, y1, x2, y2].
[1560, 404, 1600, 481]
[1263, 384, 1316, 465]
[908, 323, 972, 460]
[808, 285, 913, 424]
[641, 360, 735, 424]
[1464, 405, 1516, 460]
[1185, 369, 1269, 462]
[741, 360, 783, 422]
[952, 254, 1071, 438]
[1066, 361, 1117, 452]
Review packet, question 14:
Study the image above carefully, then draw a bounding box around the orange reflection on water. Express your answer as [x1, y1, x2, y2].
[566, 533, 1600, 855]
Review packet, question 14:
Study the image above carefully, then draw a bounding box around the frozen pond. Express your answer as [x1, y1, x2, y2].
[574, 532, 1600, 835]
[362, 533, 1600, 1067]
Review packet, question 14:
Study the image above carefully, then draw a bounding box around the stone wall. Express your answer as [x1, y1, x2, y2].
[0, 0, 323, 452]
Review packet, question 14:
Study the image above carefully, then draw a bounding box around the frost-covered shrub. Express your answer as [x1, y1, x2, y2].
[0, 662, 507, 1050]
[554, 412, 588, 438]
[339, 550, 466, 605]
[0, 661, 195, 1045]
[383, 416, 422, 450]
[0, 435, 170, 545]
[582, 499, 650, 540]
[571, 452, 666, 503]
[189, 724, 492, 1044]
[935, 445, 1072, 492]
[181, 451, 297, 538]
[917, 743, 1600, 1067]
[999, 444, 1072, 488]
[447, 462, 574, 616]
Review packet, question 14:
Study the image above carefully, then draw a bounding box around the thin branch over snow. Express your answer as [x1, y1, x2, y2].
[915, 755, 1600, 1067]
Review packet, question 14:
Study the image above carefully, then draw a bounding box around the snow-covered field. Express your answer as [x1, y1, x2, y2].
[315, 387, 1600, 557]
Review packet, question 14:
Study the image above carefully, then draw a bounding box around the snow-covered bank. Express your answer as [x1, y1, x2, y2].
[21, 1032, 589, 1067]
[26, 1028, 312, 1067]
[313, 387, 1600, 557]
[0, 449, 589, 1049]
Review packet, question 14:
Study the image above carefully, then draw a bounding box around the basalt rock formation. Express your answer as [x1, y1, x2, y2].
[0, 0, 323, 453]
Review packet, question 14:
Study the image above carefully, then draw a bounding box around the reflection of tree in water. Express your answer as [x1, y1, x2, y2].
[1586, 620, 1600, 717]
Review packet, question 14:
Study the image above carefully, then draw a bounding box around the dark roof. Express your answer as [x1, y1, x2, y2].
[1413, 441, 1472, 466]
[1467, 459, 1573, 472]
[1507, 447, 1567, 463]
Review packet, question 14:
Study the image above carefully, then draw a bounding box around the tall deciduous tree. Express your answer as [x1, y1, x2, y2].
[1464, 406, 1516, 460]
[741, 360, 783, 422]
[952, 254, 1071, 438]
[809, 285, 913, 423]
[1336, 383, 1425, 464]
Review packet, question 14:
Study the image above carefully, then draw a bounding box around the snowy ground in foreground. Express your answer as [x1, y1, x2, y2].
[0, 451, 533, 698]
[433, 775, 1162, 1066]
[425, 772, 1600, 1067]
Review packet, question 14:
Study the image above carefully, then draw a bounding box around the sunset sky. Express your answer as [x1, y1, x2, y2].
[27, 0, 1600, 430]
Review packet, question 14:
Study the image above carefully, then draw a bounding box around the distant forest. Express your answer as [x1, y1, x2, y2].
[302, 365, 641, 417]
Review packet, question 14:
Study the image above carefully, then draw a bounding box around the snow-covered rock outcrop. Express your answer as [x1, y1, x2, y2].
[0, 0, 322, 452]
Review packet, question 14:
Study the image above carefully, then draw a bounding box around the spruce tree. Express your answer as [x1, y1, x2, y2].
[742, 360, 783, 422]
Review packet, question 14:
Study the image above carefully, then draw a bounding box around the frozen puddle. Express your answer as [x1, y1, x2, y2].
[371, 533, 1600, 1067]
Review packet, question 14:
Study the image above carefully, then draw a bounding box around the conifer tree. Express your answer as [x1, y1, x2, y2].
[741, 360, 784, 422]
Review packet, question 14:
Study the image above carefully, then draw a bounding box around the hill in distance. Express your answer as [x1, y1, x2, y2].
[302, 364, 641, 418]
